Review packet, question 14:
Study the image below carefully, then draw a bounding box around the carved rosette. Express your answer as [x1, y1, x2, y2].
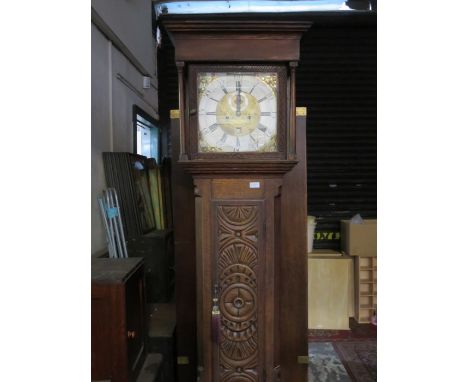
[216, 206, 259, 382]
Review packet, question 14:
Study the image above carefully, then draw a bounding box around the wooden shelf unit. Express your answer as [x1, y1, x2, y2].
[354, 256, 377, 323]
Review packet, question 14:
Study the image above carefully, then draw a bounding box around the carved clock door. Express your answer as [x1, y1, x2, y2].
[195, 178, 281, 382]
[213, 200, 264, 382]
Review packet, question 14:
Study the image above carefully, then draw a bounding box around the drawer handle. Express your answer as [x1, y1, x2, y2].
[127, 330, 136, 339]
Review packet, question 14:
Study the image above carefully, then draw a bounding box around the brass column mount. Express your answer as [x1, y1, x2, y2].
[296, 107, 307, 117]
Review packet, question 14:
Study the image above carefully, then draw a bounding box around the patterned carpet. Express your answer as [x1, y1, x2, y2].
[334, 340, 377, 382]
[309, 342, 351, 382]
[308, 323, 376, 382]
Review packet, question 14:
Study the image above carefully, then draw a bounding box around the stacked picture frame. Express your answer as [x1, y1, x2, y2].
[103, 152, 171, 240]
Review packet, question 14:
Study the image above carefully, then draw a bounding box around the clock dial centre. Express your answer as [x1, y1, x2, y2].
[216, 91, 260, 137]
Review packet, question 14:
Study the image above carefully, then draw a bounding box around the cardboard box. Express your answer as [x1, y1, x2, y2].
[341, 219, 377, 257]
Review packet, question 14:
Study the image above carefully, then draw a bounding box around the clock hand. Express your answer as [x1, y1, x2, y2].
[236, 81, 241, 117]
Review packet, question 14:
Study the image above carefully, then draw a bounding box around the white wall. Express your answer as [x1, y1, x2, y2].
[92, 0, 156, 75]
[91, 1, 158, 255]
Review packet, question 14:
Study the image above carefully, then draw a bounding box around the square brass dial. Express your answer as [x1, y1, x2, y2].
[197, 72, 278, 153]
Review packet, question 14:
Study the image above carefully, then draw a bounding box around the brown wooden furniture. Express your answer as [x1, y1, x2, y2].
[91, 257, 147, 382]
[163, 16, 311, 382]
[127, 229, 174, 303]
[354, 256, 377, 323]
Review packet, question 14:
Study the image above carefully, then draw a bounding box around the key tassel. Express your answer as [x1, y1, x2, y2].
[212, 284, 220, 345]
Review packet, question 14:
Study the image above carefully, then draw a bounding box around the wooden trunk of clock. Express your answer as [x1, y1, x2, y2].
[170, 113, 308, 382]
[163, 16, 311, 382]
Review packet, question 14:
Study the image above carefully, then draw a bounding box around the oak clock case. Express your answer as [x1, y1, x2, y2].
[163, 16, 311, 382]
[188, 65, 287, 160]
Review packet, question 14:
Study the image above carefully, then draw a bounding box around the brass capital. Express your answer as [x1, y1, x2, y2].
[170, 109, 180, 119]
[296, 107, 307, 117]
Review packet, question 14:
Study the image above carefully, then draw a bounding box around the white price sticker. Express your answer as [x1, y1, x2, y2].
[249, 181, 261, 189]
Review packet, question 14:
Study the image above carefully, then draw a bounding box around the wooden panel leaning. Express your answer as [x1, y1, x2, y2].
[308, 254, 351, 330]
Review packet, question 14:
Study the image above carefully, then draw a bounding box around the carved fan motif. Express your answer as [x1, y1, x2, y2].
[216, 205, 259, 382]
[218, 206, 258, 248]
[221, 206, 256, 224]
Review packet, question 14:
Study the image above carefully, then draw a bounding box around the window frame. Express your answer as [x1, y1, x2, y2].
[132, 105, 161, 164]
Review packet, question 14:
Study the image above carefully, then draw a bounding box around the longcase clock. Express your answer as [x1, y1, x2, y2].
[163, 17, 311, 382]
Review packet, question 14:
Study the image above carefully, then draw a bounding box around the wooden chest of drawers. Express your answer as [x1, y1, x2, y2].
[91, 257, 146, 382]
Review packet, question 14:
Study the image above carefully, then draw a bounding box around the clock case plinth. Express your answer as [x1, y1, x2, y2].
[162, 16, 311, 382]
